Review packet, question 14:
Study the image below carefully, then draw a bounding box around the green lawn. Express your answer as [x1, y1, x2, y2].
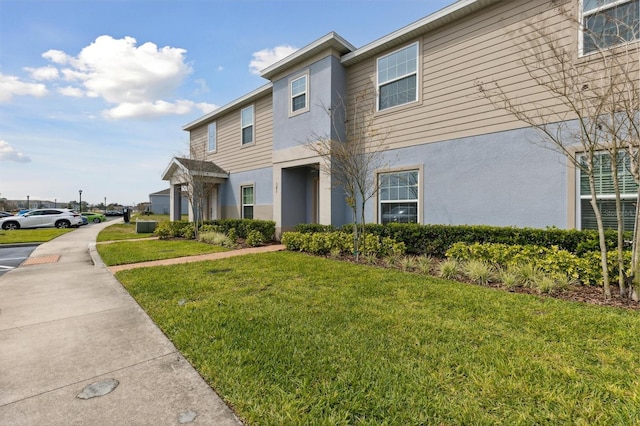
[96, 223, 155, 242]
[97, 239, 229, 265]
[0, 228, 74, 244]
[116, 251, 640, 425]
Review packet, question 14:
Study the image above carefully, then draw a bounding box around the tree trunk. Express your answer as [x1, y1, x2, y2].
[352, 205, 359, 261]
[610, 154, 627, 297]
[589, 172, 611, 299]
[631, 185, 640, 301]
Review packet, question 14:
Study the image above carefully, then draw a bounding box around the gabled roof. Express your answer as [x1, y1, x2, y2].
[342, 0, 502, 66]
[260, 32, 356, 80]
[182, 84, 272, 131]
[182, 0, 501, 131]
[161, 157, 229, 181]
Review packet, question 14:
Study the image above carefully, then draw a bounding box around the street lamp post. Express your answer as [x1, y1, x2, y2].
[26, 195, 30, 209]
[104, 197, 107, 214]
[54, 198, 57, 208]
[79, 190, 83, 213]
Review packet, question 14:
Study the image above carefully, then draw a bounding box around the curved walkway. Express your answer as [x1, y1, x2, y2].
[0, 220, 245, 425]
[107, 244, 285, 273]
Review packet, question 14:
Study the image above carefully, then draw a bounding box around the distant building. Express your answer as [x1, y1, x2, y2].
[149, 188, 188, 215]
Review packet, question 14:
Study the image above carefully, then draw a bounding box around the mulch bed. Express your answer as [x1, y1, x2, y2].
[321, 252, 640, 311]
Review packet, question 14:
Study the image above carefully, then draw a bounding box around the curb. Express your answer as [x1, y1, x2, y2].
[0, 242, 42, 248]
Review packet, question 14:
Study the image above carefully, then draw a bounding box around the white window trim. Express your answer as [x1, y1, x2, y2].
[376, 166, 423, 224]
[241, 183, 255, 219]
[289, 71, 310, 117]
[376, 41, 420, 112]
[207, 121, 217, 153]
[240, 105, 255, 146]
[579, 0, 638, 57]
[576, 151, 638, 229]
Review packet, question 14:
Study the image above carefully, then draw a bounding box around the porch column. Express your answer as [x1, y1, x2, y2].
[170, 184, 182, 221]
[187, 182, 195, 222]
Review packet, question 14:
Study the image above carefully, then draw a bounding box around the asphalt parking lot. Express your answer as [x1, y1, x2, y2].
[0, 245, 37, 276]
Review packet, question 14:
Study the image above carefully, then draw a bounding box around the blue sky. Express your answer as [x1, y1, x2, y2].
[0, 0, 453, 207]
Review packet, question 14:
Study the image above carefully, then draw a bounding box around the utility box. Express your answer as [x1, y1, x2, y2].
[136, 220, 157, 233]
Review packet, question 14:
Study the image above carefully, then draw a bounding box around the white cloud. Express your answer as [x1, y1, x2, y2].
[43, 35, 192, 108]
[249, 45, 298, 75]
[42, 49, 72, 64]
[0, 140, 31, 163]
[58, 86, 84, 97]
[25, 66, 59, 81]
[0, 73, 48, 102]
[103, 99, 217, 119]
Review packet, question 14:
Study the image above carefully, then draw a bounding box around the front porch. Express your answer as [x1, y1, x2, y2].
[161, 157, 229, 222]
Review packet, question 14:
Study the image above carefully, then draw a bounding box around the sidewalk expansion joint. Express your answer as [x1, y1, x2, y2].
[22, 255, 61, 266]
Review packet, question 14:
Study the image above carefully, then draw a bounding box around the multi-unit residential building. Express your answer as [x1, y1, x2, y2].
[162, 0, 639, 236]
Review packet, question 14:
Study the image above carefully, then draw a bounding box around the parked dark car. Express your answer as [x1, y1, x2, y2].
[381, 205, 417, 224]
[0, 211, 13, 218]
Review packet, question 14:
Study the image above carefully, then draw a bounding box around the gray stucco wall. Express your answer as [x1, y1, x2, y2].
[272, 55, 347, 151]
[150, 194, 188, 215]
[360, 127, 568, 228]
[220, 167, 273, 215]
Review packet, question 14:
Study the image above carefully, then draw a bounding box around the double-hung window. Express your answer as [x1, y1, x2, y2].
[241, 185, 254, 219]
[241, 105, 254, 145]
[377, 42, 419, 111]
[290, 74, 308, 114]
[579, 152, 638, 230]
[582, 0, 639, 55]
[379, 170, 419, 224]
[207, 122, 216, 152]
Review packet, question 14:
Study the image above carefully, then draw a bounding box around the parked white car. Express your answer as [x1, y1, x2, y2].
[0, 208, 83, 230]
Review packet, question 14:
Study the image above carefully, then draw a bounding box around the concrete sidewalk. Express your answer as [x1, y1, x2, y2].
[0, 220, 243, 425]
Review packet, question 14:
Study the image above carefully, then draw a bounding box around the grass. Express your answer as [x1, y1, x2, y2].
[0, 228, 74, 244]
[96, 223, 155, 242]
[97, 239, 229, 265]
[116, 251, 640, 425]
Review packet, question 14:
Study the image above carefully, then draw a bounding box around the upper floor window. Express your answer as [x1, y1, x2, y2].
[290, 74, 308, 115]
[377, 42, 419, 111]
[241, 105, 254, 145]
[207, 122, 216, 152]
[582, 0, 639, 55]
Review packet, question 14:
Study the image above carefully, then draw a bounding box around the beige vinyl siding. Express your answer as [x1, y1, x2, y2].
[190, 94, 273, 172]
[346, 0, 583, 150]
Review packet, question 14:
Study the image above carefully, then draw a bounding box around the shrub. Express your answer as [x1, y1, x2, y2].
[227, 227, 238, 244]
[281, 231, 405, 258]
[154, 221, 191, 239]
[182, 224, 195, 240]
[198, 231, 235, 248]
[498, 266, 520, 289]
[463, 260, 495, 286]
[416, 256, 434, 274]
[399, 256, 417, 272]
[202, 219, 275, 242]
[446, 241, 630, 286]
[439, 259, 462, 280]
[245, 229, 265, 247]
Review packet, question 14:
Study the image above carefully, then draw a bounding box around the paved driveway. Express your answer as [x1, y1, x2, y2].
[0, 245, 37, 276]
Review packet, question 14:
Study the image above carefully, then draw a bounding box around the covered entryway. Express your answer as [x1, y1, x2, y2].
[280, 165, 320, 229]
[161, 157, 228, 222]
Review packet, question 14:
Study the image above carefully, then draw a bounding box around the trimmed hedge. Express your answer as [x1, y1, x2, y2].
[282, 231, 406, 258]
[295, 223, 624, 257]
[155, 219, 275, 242]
